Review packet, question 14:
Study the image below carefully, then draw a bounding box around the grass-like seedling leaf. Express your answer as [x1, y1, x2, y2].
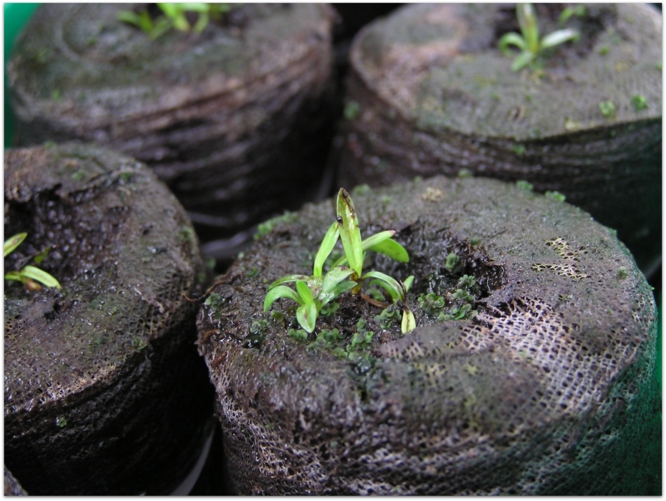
[498, 3, 580, 71]
[263, 188, 416, 335]
[314, 222, 340, 277]
[4, 233, 61, 290]
[20, 265, 62, 289]
[4, 232, 27, 257]
[264, 285, 304, 311]
[337, 188, 364, 276]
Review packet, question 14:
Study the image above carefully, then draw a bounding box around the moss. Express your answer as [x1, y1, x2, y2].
[545, 191, 566, 202]
[516, 180, 534, 191]
[254, 212, 298, 240]
[344, 100, 361, 120]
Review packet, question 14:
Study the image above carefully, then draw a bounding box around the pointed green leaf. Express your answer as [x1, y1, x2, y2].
[337, 188, 363, 276]
[117, 10, 143, 27]
[4, 233, 27, 257]
[401, 307, 416, 334]
[540, 28, 579, 50]
[314, 222, 340, 277]
[4, 271, 24, 283]
[498, 32, 526, 56]
[21, 265, 61, 289]
[517, 3, 539, 54]
[33, 247, 51, 265]
[369, 237, 409, 263]
[268, 274, 311, 290]
[403, 275, 414, 292]
[511, 50, 535, 71]
[297, 303, 317, 333]
[360, 230, 395, 252]
[264, 285, 303, 311]
[321, 267, 355, 295]
[296, 281, 314, 306]
[363, 271, 404, 302]
[319, 280, 356, 306]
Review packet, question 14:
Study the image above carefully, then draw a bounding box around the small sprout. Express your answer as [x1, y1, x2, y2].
[564, 117, 580, 131]
[51, 89, 61, 100]
[118, 3, 233, 40]
[597, 45, 610, 56]
[352, 184, 371, 196]
[631, 94, 648, 111]
[498, 3, 580, 71]
[559, 4, 586, 25]
[599, 100, 616, 117]
[545, 190, 566, 202]
[616, 266, 628, 280]
[264, 188, 413, 333]
[516, 180, 534, 191]
[510, 144, 526, 156]
[4, 233, 61, 290]
[255, 212, 297, 240]
[55, 417, 68, 428]
[288, 329, 308, 342]
[444, 252, 461, 272]
[344, 100, 361, 120]
[457, 168, 473, 179]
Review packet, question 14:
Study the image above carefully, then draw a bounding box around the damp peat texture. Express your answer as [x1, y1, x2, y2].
[337, 3, 662, 272]
[4, 143, 213, 495]
[197, 176, 659, 495]
[8, 4, 336, 254]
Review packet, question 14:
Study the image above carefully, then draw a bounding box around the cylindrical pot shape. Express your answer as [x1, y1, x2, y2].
[337, 3, 662, 273]
[197, 176, 659, 494]
[4, 143, 214, 495]
[8, 4, 336, 256]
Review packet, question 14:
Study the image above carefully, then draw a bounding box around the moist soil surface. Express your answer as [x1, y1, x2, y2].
[336, 3, 662, 273]
[197, 176, 659, 495]
[4, 143, 214, 495]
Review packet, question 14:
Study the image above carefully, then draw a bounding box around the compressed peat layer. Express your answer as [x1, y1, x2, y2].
[8, 4, 337, 249]
[197, 176, 659, 494]
[337, 3, 662, 272]
[4, 143, 214, 495]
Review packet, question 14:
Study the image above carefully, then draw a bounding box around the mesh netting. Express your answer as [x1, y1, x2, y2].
[197, 176, 660, 494]
[4, 143, 213, 495]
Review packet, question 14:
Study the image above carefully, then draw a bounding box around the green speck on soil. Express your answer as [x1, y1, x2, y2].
[55, 416, 68, 428]
[178, 225, 196, 242]
[616, 266, 628, 279]
[597, 45, 610, 55]
[344, 100, 361, 120]
[545, 191, 566, 202]
[510, 144, 526, 156]
[132, 336, 148, 352]
[516, 180, 534, 192]
[444, 252, 461, 272]
[353, 184, 371, 196]
[71, 170, 86, 181]
[288, 328, 308, 342]
[205, 292, 226, 309]
[457, 168, 472, 179]
[599, 100, 616, 117]
[631, 94, 648, 111]
[255, 212, 298, 240]
[51, 89, 61, 100]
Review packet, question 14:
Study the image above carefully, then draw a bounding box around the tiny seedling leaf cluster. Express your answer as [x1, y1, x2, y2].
[264, 188, 415, 334]
[118, 3, 233, 40]
[4, 233, 61, 291]
[498, 3, 580, 71]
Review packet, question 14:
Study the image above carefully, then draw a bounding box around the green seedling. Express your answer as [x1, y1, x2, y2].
[599, 100, 616, 117]
[499, 3, 580, 71]
[264, 188, 415, 334]
[4, 233, 61, 291]
[118, 3, 232, 40]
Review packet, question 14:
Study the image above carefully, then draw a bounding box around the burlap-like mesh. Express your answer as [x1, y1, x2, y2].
[4, 143, 213, 494]
[197, 176, 659, 494]
[336, 3, 662, 271]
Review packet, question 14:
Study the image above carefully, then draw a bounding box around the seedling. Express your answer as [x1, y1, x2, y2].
[118, 3, 232, 40]
[264, 188, 415, 334]
[4, 233, 61, 291]
[499, 3, 580, 71]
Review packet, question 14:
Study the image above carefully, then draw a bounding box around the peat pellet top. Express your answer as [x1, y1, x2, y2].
[9, 4, 332, 126]
[351, 3, 662, 139]
[4, 142, 203, 413]
[197, 176, 658, 494]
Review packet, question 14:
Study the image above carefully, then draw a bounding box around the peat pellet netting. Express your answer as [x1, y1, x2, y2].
[4, 143, 213, 495]
[197, 176, 660, 494]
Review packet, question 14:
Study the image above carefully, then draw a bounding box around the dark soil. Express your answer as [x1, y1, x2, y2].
[4, 143, 215, 495]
